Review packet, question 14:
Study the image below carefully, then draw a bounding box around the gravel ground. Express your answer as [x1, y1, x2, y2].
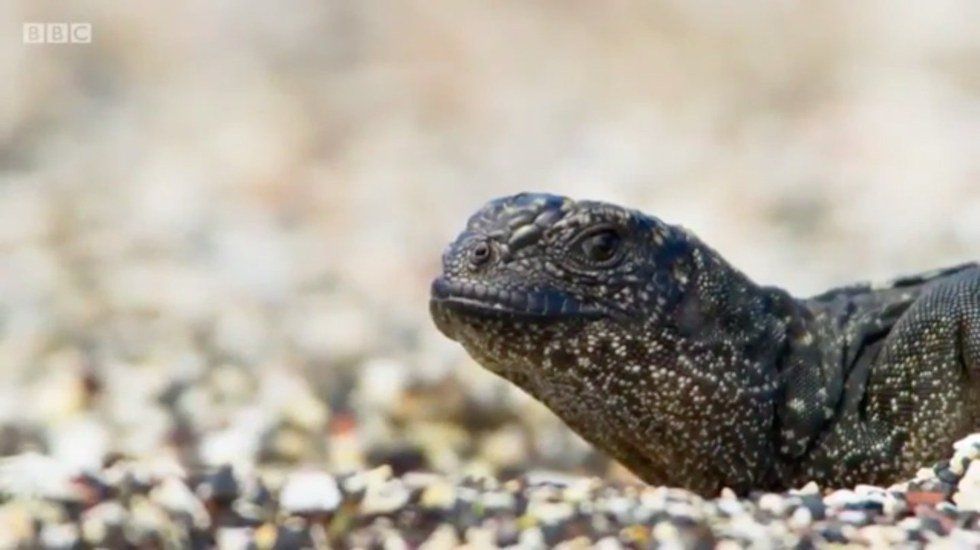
[2, 436, 980, 548]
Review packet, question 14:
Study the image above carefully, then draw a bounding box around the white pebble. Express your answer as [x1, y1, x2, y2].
[280, 471, 341, 514]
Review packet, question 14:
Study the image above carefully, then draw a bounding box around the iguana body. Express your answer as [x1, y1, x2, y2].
[429, 193, 980, 495]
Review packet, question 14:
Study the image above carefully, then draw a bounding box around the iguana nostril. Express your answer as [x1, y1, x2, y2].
[470, 241, 492, 267]
[430, 277, 450, 298]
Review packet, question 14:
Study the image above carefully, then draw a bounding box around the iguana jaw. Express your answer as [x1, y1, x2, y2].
[429, 276, 604, 340]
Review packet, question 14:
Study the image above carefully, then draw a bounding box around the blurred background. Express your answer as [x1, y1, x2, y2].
[1, 1, 978, 485]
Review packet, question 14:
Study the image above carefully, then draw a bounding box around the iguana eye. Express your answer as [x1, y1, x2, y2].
[575, 228, 622, 265]
[469, 240, 492, 267]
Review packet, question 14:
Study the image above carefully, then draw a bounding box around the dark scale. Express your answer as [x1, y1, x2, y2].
[429, 193, 980, 496]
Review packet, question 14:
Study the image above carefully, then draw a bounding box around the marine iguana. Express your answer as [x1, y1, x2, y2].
[429, 193, 980, 495]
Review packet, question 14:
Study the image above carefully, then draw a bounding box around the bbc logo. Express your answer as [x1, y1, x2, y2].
[23, 23, 92, 44]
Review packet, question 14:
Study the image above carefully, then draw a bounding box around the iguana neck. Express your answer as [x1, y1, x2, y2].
[656, 234, 843, 489]
[668, 236, 793, 384]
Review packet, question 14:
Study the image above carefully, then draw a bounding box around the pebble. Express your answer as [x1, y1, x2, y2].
[953, 460, 980, 512]
[151, 476, 211, 529]
[279, 471, 341, 515]
[196, 465, 240, 505]
[0, 452, 82, 501]
[360, 477, 410, 515]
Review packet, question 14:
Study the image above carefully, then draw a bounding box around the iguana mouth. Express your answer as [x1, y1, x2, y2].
[429, 277, 603, 321]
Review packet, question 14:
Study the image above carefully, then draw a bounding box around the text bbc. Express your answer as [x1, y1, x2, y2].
[23, 23, 92, 44]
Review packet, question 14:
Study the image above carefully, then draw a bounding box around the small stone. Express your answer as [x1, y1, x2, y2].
[936, 466, 960, 484]
[525, 500, 574, 525]
[199, 409, 267, 469]
[0, 453, 81, 501]
[715, 497, 745, 518]
[882, 491, 908, 518]
[342, 465, 392, 496]
[216, 527, 253, 549]
[593, 536, 625, 550]
[279, 471, 341, 515]
[554, 535, 594, 549]
[400, 471, 442, 490]
[360, 477, 410, 515]
[518, 526, 545, 548]
[619, 524, 651, 546]
[915, 467, 937, 481]
[420, 524, 459, 549]
[906, 491, 946, 507]
[791, 481, 820, 494]
[196, 465, 240, 505]
[837, 509, 870, 525]
[80, 502, 128, 546]
[857, 525, 905, 547]
[127, 496, 172, 544]
[757, 493, 789, 516]
[953, 460, 980, 512]
[49, 416, 110, 472]
[40, 523, 79, 549]
[798, 493, 826, 521]
[950, 455, 972, 477]
[151, 477, 210, 529]
[945, 528, 980, 547]
[464, 526, 496, 547]
[824, 489, 859, 508]
[252, 523, 278, 548]
[788, 506, 812, 529]
[274, 518, 316, 549]
[953, 434, 980, 456]
[281, 392, 329, 432]
[652, 521, 682, 544]
[0, 503, 37, 548]
[481, 490, 516, 512]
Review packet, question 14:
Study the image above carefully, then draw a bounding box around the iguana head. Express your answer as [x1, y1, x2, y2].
[429, 192, 691, 376]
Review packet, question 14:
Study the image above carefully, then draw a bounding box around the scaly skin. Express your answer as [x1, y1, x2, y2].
[429, 193, 980, 496]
